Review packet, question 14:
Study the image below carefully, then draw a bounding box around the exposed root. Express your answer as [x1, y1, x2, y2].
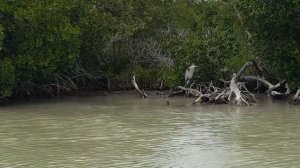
[11, 67, 106, 100]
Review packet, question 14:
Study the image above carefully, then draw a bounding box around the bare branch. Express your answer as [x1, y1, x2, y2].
[131, 75, 148, 98]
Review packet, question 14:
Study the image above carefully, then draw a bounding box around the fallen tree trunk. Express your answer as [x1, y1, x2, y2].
[270, 83, 290, 99]
[226, 59, 263, 105]
[228, 74, 253, 105]
[235, 58, 290, 101]
[131, 75, 148, 98]
[240, 76, 287, 94]
[178, 86, 202, 97]
[165, 59, 296, 106]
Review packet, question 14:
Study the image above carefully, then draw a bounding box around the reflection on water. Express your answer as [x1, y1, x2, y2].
[0, 93, 299, 168]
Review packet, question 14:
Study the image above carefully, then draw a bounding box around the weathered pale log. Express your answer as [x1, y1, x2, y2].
[167, 58, 296, 106]
[227, 59, 265, 105]
[178, 86, 202, 97]
[191, 83, 229, 105]
[215, 89, 229, 100]
[270, 83, 290, 99]
[229, 74, 250, 105]
[131, 75, 148, 98]
[290, 88, 300, 104]
[240, 76, 287, 94]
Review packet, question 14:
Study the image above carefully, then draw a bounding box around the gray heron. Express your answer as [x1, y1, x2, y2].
[185, 64, 198, 85]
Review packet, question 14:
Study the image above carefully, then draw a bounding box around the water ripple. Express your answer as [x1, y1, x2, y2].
[0, 95, 299, 167]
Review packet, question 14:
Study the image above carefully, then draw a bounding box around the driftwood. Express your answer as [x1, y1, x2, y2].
[229, 74, 250, 105]
[130, 58, 296, 106]
[167, 58, 294, 106]
[270, 83, 290, 99]
[290, 88, 300, 104]
[240, 76, 286, 93]
[131, 75, 148, 98]
[178, 86, 202, 97]
[239, 59, 288, 95]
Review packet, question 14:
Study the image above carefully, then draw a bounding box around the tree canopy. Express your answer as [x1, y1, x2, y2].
[0, 0, 298, 100]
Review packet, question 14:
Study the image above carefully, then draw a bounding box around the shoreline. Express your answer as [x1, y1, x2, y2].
[2, 90, 294, 107]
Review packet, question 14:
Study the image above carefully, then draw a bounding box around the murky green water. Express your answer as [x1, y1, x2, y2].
[0, 93, 299, 168]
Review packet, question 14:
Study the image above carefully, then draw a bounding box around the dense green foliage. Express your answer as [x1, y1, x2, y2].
[0, 0, 298, 99]
[238, 0, 300, 87]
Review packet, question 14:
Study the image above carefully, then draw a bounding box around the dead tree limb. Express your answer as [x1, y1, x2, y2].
[167, 58, 295, 106]
[240, 76, 287, 94]
[228, 59, 265, 105]
[131, 75, 148, 98]
[270, 83, 290, 99]
[178, 86, 202, 97]
[290, 88, 300, 104]
[229, 74, 250, 105]
[191, 83, 228, 105]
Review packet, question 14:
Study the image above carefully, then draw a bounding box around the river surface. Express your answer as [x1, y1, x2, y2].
[0, 93, 299, 168]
